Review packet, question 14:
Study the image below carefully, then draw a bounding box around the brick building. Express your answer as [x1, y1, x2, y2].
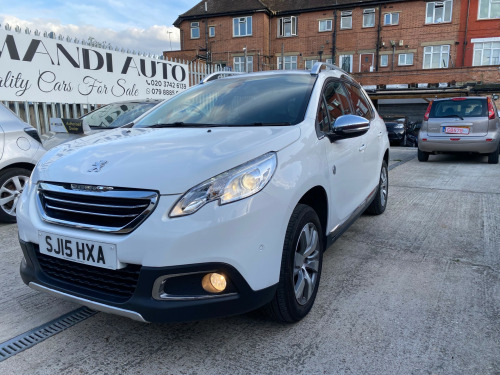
[165, 0, 500, 117]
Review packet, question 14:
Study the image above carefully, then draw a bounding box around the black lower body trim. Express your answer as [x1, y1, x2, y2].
[19, 240, 277, 323]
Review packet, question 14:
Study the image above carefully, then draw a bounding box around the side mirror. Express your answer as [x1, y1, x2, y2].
[327, 114, 369, 142]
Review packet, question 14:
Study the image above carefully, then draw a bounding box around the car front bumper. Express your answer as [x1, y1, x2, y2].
[19, 239, 277, 323]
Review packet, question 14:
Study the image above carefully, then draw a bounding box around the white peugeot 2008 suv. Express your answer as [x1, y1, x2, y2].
[17, 63, 390, 323]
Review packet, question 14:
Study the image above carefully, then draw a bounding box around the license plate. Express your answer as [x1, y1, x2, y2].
[39, 231, 118, 270]
[443, 126, 470, 135]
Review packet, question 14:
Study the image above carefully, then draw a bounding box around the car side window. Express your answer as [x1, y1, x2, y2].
[324, 80, 351, 125]
[344, 83, 374, 120]
[317, 98, 330, 133]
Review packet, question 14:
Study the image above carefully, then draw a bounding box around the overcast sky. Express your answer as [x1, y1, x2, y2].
[0, 0, 200, 55]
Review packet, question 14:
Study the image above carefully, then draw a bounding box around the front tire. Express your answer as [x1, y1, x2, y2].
[0, 168, 31, 223]
[262, 204, 323, 323]
[365, 160, 388, 215]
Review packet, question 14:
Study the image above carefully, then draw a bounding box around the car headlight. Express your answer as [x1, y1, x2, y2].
[169, 152, 277, 217]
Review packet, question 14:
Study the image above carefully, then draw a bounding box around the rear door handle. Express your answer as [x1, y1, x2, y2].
[359, 144, 367, 152]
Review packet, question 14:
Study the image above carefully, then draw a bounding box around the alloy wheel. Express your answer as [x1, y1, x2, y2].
[293, 222, 321, 306]
[0, 175, 29, 217]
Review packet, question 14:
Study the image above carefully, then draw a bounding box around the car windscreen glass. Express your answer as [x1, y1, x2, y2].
[134, 74, 317, 127]
[430, 99, 487, 118]
[82, 102, 158, 129]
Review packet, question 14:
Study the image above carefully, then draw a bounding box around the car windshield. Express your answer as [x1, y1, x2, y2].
[82, 102, 158, 129]
[134, 74, 317, 127]
[430, 99, 487, 118]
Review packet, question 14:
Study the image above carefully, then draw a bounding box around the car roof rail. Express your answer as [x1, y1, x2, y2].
[200, 71, 243, 84]
[310, 62, 348, 76]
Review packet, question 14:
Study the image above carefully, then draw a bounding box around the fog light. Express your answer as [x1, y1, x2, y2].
[202, 273, 227, 293]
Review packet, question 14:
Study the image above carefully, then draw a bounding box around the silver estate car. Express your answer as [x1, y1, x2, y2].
[0, 104, 46, 222]
[418, 97, 500, 164]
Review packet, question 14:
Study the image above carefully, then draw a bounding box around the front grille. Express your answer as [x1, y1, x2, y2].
[36, 249, 141, 302]
[37, 182, 158, 233]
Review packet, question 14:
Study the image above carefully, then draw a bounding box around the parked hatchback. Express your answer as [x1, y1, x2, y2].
[418, 97, 500, 163]
[383, 115, 409, 146]
[0, 103, 46, 222]
[17, 64, 390, 323]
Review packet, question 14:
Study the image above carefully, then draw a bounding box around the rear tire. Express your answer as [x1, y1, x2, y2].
[418, 148, 429, 162]
[365, 160, 388, 215]
[0, 168, 31, 223]
[488, 144, 499, 164]
[261, 204, 323, 323]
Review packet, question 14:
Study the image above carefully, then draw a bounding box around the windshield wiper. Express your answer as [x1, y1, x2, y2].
[148, 122, 188, 128]
[250, 122, 292, 126]
[442, 115, 464, 120]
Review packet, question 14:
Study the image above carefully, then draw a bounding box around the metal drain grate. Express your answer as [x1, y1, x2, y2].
[0, 307, 97, 362]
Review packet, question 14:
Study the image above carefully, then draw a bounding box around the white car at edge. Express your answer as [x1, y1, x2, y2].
[17, 63, 390, 323]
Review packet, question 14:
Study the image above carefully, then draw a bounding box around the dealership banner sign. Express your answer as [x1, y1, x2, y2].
[0, 30, 189, 104]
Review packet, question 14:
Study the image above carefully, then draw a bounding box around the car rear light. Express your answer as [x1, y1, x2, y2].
[24, 127, 42, 144]
[487, 98, 495, 120]
[423, 101, 433, 121]
[486, 138, 493, 142]
[451, 97, 467, 101]
[450, 138, 460, 141]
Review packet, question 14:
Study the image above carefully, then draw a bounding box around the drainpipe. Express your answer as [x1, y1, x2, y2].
[332, 10, 337, 64]
[281, 43, 284, 70]
[375, 5, 382, 71]
[462, 0, 471, 67]
[391, 42, 396, 71]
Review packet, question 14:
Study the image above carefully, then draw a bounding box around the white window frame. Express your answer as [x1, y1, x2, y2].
[209, 26, 215, 38]
[472, 38, 500, 66]
[425, 1, 453, 24]
[278, 16, 298, 37]
[325, 58, 333, 64]
[383, 12, 399, 25]
[423, 45, 450, 69]
[398, 53, 414, 66]
[233, 56, 253, 72]
[380, 54, 389, 67]
[340, 11, 353, 29]
[277, 56, 298, 70]
[339, 55, 353, 72]
[319, 19, 332, 32]
[190, 22, 200, 39]
[233, 16, 252, 37]
[305, 59, 319, 70]
[363, 9, 376, 27]
[478, 0, 500, 19]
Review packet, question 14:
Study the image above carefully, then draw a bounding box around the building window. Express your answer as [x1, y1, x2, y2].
[319, 19, 332, 32]
[325, 58, 333, 64]
[234, 56, 253, 72]
[363, 9, 376, 27]
[277, 56, 298, 70]
[339, 55, 353, 72]
[398, 53, 414, 66]
[191, 22, 200, 39]
[479, 0, 500, 19]
[423, 45, 450, 69]
[278, 16, 298, 37]
[233, 16, 252, 37]
[209, 26, 215, 38]
[383, 12, 399, 25]
[340, 11, 352, 29]
[426, 1, 453, 24]
[380, 54, 389, 67]
[305, 60, 319, 70]
[473, 40, 500, 66]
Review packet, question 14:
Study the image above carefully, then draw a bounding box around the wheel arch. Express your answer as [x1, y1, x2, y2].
[297, 186, 328, 247]
[0, 162, 35, 175]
